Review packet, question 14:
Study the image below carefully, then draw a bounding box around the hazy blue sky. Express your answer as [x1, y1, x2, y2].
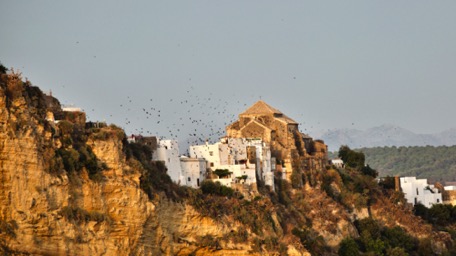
[2, 1, 456, 146]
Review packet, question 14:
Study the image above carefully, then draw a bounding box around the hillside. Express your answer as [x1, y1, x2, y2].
[358, 146, 456, 182]
[319, 125, 456, 151]
[1, 66, 455, 255]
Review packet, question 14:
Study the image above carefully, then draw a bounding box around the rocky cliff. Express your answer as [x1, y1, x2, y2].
[0, 71, 264, 255]
[0, 68, 453, 255]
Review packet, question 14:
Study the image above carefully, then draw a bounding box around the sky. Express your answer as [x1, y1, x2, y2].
[1, 1, 456, 149]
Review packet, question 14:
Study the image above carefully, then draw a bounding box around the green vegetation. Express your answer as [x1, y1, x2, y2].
[184, 188, 275, 236]
[292, 227, 328, 255]
[59, 206, 112, 225]
[357, 145, 456, 181]
[213, 169, 232, 178]
[414, 203, 456, 227]
[339, 145, 378, 178]
[89, 124, 125, 141]
[124, 141, 184, 200]
[52, 121, 107, 181]
[0, 62, 7, 74]
[353, 217, 418, 255]
[201, 180, 235, 197]
[56, 145, 105, 181]
[236, 175, 248, 181]
[339, 145, 366, 169]
[338, 237, 359, 256]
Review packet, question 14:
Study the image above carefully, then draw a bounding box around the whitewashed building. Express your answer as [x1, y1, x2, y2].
[180, 156, 207, 188]
[330, 158, 344, 168]
[62, 105, 83, 112]
[153, 139, 184, 185]
[152, 139, 208, 188]
[189, 137, 274, 190]
[400, 177, 442, 208]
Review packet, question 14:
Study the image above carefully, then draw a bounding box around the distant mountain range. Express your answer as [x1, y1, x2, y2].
[315, 124, 456, 151]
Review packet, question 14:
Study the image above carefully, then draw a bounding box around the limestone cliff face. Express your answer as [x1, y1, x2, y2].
[0, 73, 265, 255]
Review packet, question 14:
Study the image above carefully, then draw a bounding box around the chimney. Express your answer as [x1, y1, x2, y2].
[395, 176, 401, 192]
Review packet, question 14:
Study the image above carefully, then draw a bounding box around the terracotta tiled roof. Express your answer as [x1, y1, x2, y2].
[240, 100, 283, 116]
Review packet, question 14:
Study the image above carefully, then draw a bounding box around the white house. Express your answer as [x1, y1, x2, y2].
[400, 177, 442, 208]
[153, 139, 184, 185]
[180, 156, 206, 188]
[189, 141, 230, 167]
[62, 105, 83, 112]
[330, 158, 344, 168]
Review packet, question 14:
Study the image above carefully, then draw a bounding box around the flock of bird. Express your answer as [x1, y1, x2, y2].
[81, 84, 342, 153]
[84, 86, 257, 152]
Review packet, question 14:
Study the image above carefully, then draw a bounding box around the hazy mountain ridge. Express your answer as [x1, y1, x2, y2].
[319, 124, 456, 151]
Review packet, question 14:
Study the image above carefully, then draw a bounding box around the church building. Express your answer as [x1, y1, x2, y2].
[226, 100, 328, 180]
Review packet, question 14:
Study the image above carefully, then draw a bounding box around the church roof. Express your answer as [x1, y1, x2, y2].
[240, 100, 283, 116]
[239, 100, 298, 124]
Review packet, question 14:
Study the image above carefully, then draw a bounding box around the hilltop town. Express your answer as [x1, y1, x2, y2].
[123, 100, 327, 198]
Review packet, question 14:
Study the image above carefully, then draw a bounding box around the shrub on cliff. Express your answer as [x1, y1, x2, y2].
[354, 217, 418, 255]
[59, 206, 112, 225]
[201, 180, 234, 197]
[139, 160, 179, 200]
[0, 62, 7, 74]
[338, 237, 359, 256]
[291, 227, 328, 255]
[339, 145, 365, 169]
[414, 203, 456, 227]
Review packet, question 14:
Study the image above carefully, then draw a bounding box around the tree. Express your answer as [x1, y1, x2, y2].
[413, 203, 428, 219]
[428, 204, 451, 226]
[338, 237, 360, 256]
[214, 169, 232, 178]
[338, 145, 365, 169]
[0, 62, 7, 74]
[361, 165, 378, 178]
[379, 176, 396, 190]
[201, 180, 234, 197]
[382, 226, 417, 253]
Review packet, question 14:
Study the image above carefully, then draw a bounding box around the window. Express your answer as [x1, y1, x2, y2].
[197, 178, 200, 187]
[210, 162, 214, 167]
[209, 151, 213, 156]
[188, 177, 191, 182]
[416, 188, 419, 195]
[437, 199, 440, 203]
